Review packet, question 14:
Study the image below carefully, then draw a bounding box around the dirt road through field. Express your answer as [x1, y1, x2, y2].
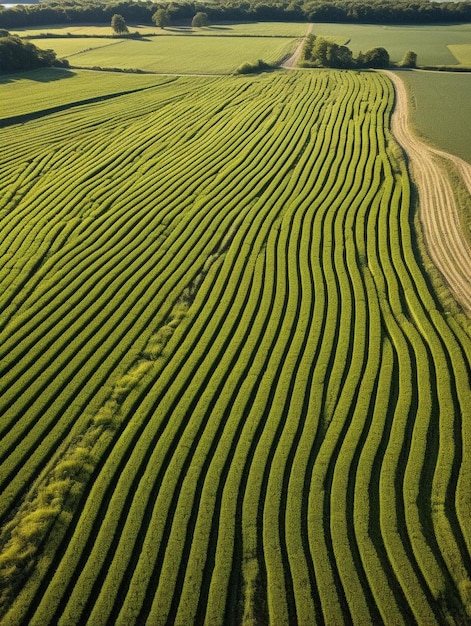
[385, 70, 471, 314]
[282, 23, 313, 68]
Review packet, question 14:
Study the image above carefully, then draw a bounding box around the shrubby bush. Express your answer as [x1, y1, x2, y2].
[357, 46, 390, 68]
[399, 50, 418, 68]
[236, 59, 272, 74]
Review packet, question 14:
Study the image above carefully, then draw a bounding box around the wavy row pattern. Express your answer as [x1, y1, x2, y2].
[0, 70, 470, 625]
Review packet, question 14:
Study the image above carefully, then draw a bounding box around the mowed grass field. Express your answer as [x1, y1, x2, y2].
[27, 36, 128, 58]
[398, 70, 471, 163]
[311, 22, 471, 65]
[31, 33, 298, 73]
[1, 68, 471, 625]
[12, 22, 308, 73]
[10, 20, 471, 69]
[9, 21, 309, 37]
[449, 43, 471, 64]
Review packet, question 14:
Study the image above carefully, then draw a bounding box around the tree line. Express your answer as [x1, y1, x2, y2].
[300, 33, 417, 69]
[0, 0, 470, 30]
[0, 30, 69, 72]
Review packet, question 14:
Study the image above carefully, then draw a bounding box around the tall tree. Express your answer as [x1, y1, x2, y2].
[152, 8, 170, 29]
[191, 11, 209, 27]
[111, 14, 128, 34]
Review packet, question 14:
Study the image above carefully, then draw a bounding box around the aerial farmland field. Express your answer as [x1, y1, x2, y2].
[26, 36, 130, 58]
[30, 33, 298, 73]
[9, 21, 309, 37]
[1, 19, 471, 626]
[0, 68, 178, 119]
[13, 21, 308, 73]
[311, 22, 471, 65]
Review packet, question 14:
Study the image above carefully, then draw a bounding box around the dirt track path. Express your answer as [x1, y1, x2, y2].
[282, 23, 313, 69]
[384, 70, 471, 314]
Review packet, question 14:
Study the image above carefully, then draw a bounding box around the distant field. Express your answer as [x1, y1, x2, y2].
[10, 21, 308, 37]
[448, 43, 471, 64]
[311, 22, 471, 65]
[9, 24, 130, 36]
[32, 34, 298, 73]
[12, 21, 471, 68]
[398, 69, 471, 163]
[0, 69, 180, 120]
[28, 37, 125, 58]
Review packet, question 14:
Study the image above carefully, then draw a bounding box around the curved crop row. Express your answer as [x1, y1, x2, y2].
[1, 70, 470, 626]
[0, 77, 284, 515]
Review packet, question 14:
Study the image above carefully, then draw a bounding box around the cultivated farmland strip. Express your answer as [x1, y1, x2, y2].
[1, 70, 471, 626]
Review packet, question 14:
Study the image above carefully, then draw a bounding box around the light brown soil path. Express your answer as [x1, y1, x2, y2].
[384, 69, 471, 314]
[282, 23, 313, 69]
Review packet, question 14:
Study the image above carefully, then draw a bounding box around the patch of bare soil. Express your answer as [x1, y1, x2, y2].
[384, 70, 471, 314]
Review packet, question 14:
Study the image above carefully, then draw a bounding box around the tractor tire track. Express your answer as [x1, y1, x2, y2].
[385, 70, 471, 314]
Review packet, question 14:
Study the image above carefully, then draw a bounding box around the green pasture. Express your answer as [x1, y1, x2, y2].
[9, 24, 149, 36]
[196, 21, 309, 36]
[13, 21, 471, 70]
[0, 68, 176, 119]
[28, 37, 125, 58]
[32, 34, 297, 73]
[448, 43, 471, 64]
[10, 21, 308, 38]
[311, 22, 471, 65]
[398, 69, 471, 163]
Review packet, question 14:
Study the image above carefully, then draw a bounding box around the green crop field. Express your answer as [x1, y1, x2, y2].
[0, 68, 176, 119]
[31, 34, 298, 72]
[397, 70, 471, 163]
[1, 68, 471, 625]
[311, 22, 471, 65]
